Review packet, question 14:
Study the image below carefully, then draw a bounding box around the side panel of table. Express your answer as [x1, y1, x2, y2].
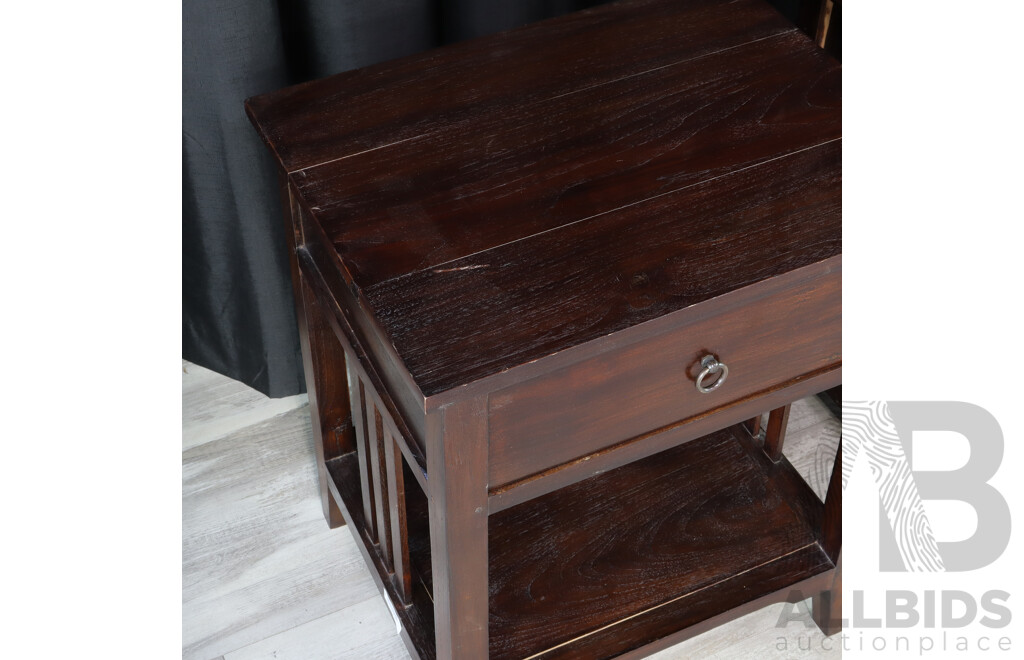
[279, 178, 439, 659]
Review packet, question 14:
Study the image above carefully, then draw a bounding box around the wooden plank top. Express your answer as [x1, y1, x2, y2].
[246, 0, 842, 400]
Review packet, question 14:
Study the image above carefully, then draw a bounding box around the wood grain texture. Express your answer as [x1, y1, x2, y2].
[297, 209, 428, 456]
[297, 242, 429, 491]
[366, 141, 840, 398]
[247, 0, 840, 404]
[486, 260, 839, 487]
[245, 0, 797, 173]
[426, 397, 491, 659]
[299, 29, 839, 288]
[243, 0, 844, 655]
[487, 424, 833, 659]
[487, 366, 840, 514]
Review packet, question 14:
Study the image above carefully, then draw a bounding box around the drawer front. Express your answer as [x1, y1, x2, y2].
[487, 265, 840, 488]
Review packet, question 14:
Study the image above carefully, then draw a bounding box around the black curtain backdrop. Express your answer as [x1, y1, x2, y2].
[183, 0, 807, 398]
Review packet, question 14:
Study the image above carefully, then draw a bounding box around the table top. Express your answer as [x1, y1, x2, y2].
[247, 0, 841, 398]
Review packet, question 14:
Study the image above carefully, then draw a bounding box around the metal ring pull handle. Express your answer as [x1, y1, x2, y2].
[695, 354, 728, 394]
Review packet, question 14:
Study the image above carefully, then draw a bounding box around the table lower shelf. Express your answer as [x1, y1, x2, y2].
[327, 422, 834, 660]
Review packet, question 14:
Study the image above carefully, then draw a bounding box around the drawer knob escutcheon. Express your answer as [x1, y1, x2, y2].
[695, 355, 729, 394]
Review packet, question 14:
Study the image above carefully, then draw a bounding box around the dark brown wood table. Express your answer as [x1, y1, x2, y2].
[246, 0, 842, 657]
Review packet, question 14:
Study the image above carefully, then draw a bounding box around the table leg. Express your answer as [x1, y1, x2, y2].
[813, 440, 843, 635]
[763, 404, 791, 462]
[744, 415, 762, 438]
[428, 396, 490, 659]
[280, 174, 351, 529]
[298, 277, 351, 529]
[813, 554, 843, 636]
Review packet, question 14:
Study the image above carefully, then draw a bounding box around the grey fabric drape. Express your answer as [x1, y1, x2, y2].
[182, 0, 807, 397]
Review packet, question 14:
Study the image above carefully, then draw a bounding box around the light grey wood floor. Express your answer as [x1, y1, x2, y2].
[183, 360, 841, 660]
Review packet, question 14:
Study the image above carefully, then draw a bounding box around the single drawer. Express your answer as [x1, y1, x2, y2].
[487, 262, 841, 488]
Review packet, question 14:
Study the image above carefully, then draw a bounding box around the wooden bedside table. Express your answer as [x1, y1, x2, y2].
[245, 0, 842, 657]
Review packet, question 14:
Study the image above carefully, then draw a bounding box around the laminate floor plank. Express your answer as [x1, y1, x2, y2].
[182, 360, 307, 451]
[783, 417, 842, 501]
[223, 598, 408, 660]
[183, 365, 839, 659]
[788, 395, 834, 436]
[182, 404, 377, 660]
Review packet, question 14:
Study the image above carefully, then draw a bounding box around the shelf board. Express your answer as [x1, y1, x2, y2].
[330, 422, 832, 660]
[487, 424, 833, 659]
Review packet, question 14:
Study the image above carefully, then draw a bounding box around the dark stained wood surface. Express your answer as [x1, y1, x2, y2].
[299, 29, 839, 287]
[426, 397, 491, 659]
[486, 259, 839, 487]
[487, 424, 833, 659]
[250, 1, 843, 655]
[368, 141, 840, 398]
[487, 365, 840, 513]
[248, 0, 841, 403]
[297, 208, 428, 453]
[764, 404, 792, 461]
[290, 185, 348, 527]
[245, 0, 797, 173]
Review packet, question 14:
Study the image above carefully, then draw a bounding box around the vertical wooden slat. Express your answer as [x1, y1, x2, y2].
[763, 404, 790, 462]
[744, 415, 762, 438]
[428, 396, 490, 659]
[367, 397, 393, 567]
[351, 378, 377, 541]
[384, 427, 413, 605]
